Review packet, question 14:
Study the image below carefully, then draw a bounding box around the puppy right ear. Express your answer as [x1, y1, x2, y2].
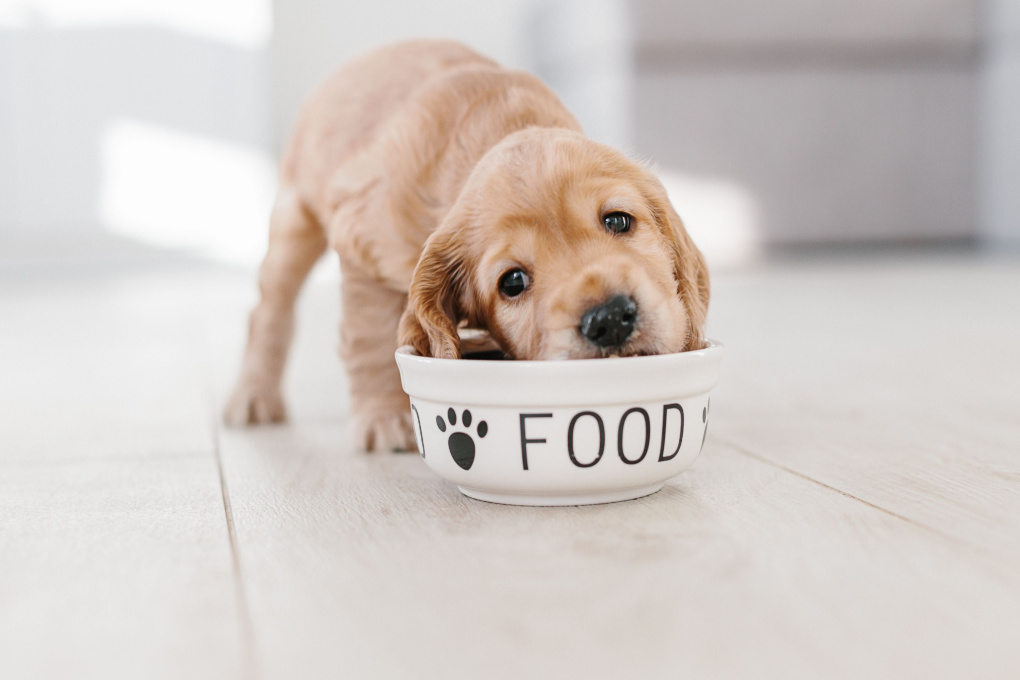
[646, 177, 711, 351]
[399, 228, 465, 359]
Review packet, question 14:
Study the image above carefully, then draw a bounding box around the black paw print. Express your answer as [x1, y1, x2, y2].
[436, 408, 488, 470]
[699, 399, 711, 452]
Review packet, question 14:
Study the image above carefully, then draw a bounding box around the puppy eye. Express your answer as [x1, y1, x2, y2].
[603, 212, 631, 234]
[498, 268, 529, 298]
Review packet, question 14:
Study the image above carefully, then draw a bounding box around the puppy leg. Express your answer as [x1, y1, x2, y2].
[339, 273, 415, 452]
[224, 190, 326, 425]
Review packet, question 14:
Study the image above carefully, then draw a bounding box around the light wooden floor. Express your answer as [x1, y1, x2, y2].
[2, 247, 1019, 679]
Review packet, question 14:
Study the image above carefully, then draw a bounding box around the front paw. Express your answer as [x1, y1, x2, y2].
[355, 410, 416, 453]
[223, 380, 288, 426]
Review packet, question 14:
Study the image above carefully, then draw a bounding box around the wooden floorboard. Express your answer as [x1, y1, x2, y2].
[3, 252, 1019, 679]
[0, 268, 216, 461]
[0, 456, 248, 680]
[706, 257, 1020, 567]
[217, 426, 1020, 680]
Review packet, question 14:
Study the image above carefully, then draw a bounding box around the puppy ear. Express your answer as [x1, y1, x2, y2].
[658, 197, 711, 351]
[398, 227, 466, 359]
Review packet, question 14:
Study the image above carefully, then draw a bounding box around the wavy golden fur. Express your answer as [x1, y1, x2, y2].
[225, 40, 709, 451]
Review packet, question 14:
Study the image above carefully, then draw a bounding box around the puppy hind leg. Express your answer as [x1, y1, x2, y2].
[340, 273, 415, 452]
[224, 190, 327, 425]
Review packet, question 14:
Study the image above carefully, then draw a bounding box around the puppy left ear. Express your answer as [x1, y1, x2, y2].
[659, 199, 711, 350]
[398, 227, 467, 359]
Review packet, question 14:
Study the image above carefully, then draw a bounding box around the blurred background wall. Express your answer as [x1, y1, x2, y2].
[0, 0, 1017, 267]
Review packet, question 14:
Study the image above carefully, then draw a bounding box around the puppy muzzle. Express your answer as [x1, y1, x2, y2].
[579, 294, 638, 349]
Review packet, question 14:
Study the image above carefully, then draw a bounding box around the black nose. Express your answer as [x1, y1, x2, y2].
[579, 295, 638, 349]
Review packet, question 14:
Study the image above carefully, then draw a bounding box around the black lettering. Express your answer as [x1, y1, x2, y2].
[618, 407, 650, 465]
[658, 403, 685, 462]
[567, 411, 605, 468]
[519, 413, 552, 471]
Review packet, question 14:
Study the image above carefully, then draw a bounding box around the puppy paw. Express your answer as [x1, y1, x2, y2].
[355, 411, 416, 453]
[223, 381, 288, 426]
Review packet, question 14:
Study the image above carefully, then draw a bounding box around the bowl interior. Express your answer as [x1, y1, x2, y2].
[395, 340, 724, 407]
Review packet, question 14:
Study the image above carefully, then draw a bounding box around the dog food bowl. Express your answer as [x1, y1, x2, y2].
[394, 340, 723, 506]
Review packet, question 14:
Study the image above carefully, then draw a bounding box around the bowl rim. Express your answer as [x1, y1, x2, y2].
[395, 339, 724, 407]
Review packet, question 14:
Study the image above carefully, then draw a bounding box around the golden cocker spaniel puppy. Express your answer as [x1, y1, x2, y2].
[224, 40, 710, 451]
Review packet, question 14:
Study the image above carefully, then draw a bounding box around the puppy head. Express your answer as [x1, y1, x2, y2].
[399, 128, 709, 359]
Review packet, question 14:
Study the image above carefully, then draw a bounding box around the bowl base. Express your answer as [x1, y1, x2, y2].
[457, 482, 664, 507]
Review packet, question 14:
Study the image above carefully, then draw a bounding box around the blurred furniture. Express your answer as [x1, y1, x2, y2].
[534, 0, 984, 245]
[980, 0, 1020, 244]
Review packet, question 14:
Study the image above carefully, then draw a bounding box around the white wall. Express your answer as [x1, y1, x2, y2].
[0, 1, 274, 261]
[1, 0, 1016, 258]
[0, 0, 546, 262]
[268, 0, 543, 154]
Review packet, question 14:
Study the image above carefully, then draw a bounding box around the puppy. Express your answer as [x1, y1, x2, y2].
[224, 40, 710, 451]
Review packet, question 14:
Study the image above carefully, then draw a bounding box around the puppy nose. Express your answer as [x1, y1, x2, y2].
[579, 295, 638, 349]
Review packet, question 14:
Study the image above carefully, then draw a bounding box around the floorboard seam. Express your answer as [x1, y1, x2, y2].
[0, 450, 213, 467]
[718, 437, 1020, 576]
[212, 415, 263, 680]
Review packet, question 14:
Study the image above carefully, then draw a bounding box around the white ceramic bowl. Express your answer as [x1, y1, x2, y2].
[395, 340, 723, 506]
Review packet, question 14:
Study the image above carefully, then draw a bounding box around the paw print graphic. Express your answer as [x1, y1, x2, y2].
[436, 408, 488, 470]
[699, 399, 711, 453]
